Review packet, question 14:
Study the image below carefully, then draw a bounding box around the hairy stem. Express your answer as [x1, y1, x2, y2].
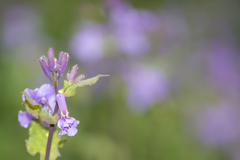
[45, 73, 59, 160]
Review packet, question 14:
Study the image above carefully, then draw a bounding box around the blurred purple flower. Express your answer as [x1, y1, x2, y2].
[70, 23, 106, 62]
[196, 102, 240, 147]
[18, 84, 55, 127]
[208, 41, 240, 97]
[1, 5, 40, 48]
[122, 64, 169, 110]
[108, 1, 159, 56]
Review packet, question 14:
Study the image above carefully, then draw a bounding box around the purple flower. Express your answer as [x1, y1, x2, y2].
[74, 74, 85, 83]
[207, 41, 240, 97]
[195, 102, 240, 147]
[57, 51, 69, 77]
[47, 48, 55, 71]
[36, 84, 56, 111]
[39, 56, 50, 78]
[122, 64, 169, 110]
[18, 110, 35, 128]
[57, 116, 80, 137]
[68, 64, 78, 84]
[108, 1, 158, 56]
[19, 84, 55, 128]
[56, 94, 68, 115]
[56, 93, 80, 136]
[70, 23, 106, 62]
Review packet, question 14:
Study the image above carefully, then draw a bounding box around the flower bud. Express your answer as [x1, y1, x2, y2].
[56, 94, 68, 116]
[69, 64, 78, 83]
[39, 56, 50, 78]
[57, 52, 69, 77]
[74, 74, 85, 83]
[48, 48, 55, 71]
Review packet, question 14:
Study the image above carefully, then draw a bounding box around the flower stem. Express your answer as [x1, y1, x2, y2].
[45, 73, 59, 160]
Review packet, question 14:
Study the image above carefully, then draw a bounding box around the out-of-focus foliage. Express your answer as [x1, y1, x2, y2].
[0, 0, 240, 159]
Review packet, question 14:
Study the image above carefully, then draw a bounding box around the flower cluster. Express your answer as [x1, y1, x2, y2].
[39, 48, 69, 78]
[18, 48, 82, 137]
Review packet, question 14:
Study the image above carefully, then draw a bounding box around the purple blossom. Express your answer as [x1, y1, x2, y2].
[18, 111, 35, 128]
[39, 56, 51, 78]
[36, 84, 56, 111]
[195, 102, 240, 147]
[56, 94, 68, 115]
[207, 41, 240, 97]
[47, 48, 55, 71]
[70, 23, 106, 62]
[57, 116, 80, 137]
[74, 74, 85, 83]
[108, 1, 158, 56]
[68, 64, 78, 84]
[56, 93, 80, 136]
[19, 84, 55, 127]
[57, 51, 69, 77]
[122, 64, 169, 110]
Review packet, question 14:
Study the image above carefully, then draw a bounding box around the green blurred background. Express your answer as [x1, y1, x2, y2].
[1, 0, 240, 159]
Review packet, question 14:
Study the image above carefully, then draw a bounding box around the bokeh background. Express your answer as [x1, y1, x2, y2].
[1, 0, 240, 159]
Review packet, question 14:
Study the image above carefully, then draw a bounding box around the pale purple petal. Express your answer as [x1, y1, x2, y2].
[57, 116, 80, 137]
[37, 84, 55, 105]
[18, 110, 35, 128]
[67, 127, 78, 136]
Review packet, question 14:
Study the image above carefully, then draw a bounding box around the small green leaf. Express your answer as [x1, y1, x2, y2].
[22, 91, 41, 117]
[39, 110, 59, 124]
[59, 74, 109, 97]
[26, 121, 64, 160]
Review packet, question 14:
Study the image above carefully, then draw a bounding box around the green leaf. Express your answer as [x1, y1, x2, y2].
[26, 121, 64, 160]
[39, 110, 59, 124]
[22, 91, 41, 117]
[59, 74, 109, 97]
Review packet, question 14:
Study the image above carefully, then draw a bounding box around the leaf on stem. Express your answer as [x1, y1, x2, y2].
[22, 91, 59, 124]
[26, 121, 65, 160]
[59, 74, 109, 97]
[39, 110, 59, 124]
[22, 91, 41, 117]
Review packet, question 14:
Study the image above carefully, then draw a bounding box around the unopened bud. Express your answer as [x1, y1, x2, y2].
[69, 64, 78, 82]
[48, 48, 55, 71]
[56, 94, 69, 116]
[57, 52, 69, 77]
[39, 56, 50, 78]
[74, 74, 85, 83]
